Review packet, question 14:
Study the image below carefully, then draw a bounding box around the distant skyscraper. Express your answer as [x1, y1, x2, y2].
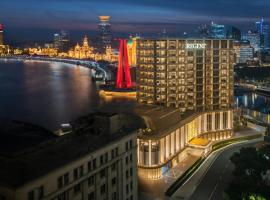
[255, 18, 270, 49]
[210, 22, 226, 39]
[53, 31, 70, 52]
[243, 30, 260, 52]
[197, 24, 210, 38]
[0, 24, 4, 45]
[60, 30, 70, 52]
[226, 26, 241, 41]
[239, 40, 254, 63]
[99, 16, 112, 46]
[53, 33, 61, 49]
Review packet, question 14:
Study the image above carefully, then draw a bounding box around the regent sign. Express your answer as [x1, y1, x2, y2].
[185, 43, 207, 49]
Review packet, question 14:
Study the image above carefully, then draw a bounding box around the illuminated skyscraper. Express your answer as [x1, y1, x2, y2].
[255, 18, 270, 49]
[210, 22, 226, 39]
[53, 31, 70, 52]
[242, 30, 260, 52]
[226, 26, 241, 41]
[99, 16, 112, 46]
[0, 24, 4, 45]
[53, 33, 61, 49]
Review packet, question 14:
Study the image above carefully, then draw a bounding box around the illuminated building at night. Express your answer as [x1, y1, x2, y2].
[136, 38, 234, 179]
[255, 18, 270, 49]
[99, 16, 112, 46]
[210, 22, 226, 39]
[127, 37, 138, 67]
[68, 36, 118, 62]
[27, 47, 58, 57]
[242, 30, 261, 52]
[68, 36, 94, 59]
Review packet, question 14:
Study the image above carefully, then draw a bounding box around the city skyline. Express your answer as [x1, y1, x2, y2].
[1, 0, 270, 43]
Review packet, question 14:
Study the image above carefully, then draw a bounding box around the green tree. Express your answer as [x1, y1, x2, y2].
[225, 147, 270, 200]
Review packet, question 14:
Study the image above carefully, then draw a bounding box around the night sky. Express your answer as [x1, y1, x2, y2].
[1, 0, 270, 44]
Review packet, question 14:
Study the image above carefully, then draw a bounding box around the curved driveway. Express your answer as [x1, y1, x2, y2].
[172, 138, 263, 200]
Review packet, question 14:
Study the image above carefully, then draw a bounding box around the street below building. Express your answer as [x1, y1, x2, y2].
[172, 138, 263, 200]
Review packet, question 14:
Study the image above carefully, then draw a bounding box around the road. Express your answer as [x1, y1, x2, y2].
[187, 140, 261, 200]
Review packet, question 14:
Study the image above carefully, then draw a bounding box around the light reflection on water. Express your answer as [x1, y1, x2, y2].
[0, 60, 101, 130]
[235, 92, 270, 114]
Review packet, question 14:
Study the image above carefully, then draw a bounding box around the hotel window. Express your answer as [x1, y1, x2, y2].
[126, 170, 129, 179]
[111, 149, 115, 159]
[58, 176, 63, 189]
[112, 177, 117, 186]
[73, 168, 78, 180]
[79, 165, 83, 177]
[221, 40, 227, 48]
[130, 181, 133, 191]
[130, 167, 133, 177]
[126, 156, 129, 165]
[88, 192, 95, 200]
[88, 176, 94, 187]
[100, 169, 106, 178]
[100, 155, 104, 165]
[57, 192, 67, 200]
[207, 114, 212, 131]
[187, 51, 194, 56]
[223, 112, 228, 129]
[111, 162, 117, 172]
[100, 184, 106, 194]
[64, 173, 69, 185]
[93, 158, 97, 169]
[126, 184, 129, 194]
[215, 113, 220, 130]
[213, 40, 219, 49]
[74, 183, 81, 194]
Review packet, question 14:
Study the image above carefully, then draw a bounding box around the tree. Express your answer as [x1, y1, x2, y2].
[225, 147, 270, 200]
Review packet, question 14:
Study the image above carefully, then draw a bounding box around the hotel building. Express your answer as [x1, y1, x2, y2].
[136, 39, 235, 179]
[0, 113, 138, 200]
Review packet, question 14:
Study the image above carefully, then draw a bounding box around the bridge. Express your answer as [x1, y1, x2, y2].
[0, 55, 114, 81]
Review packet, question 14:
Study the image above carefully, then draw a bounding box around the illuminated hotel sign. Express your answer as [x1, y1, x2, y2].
[186, 43, 206, 49]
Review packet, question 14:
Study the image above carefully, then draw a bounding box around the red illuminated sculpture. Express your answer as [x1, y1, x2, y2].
[116, 39, 132, 89]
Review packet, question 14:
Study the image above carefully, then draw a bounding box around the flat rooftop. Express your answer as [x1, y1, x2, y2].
[0, 121, 57, 157]
[0, 113, 141, 188]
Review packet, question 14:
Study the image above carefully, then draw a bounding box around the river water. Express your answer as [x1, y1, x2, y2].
[0, 60, 101, 130]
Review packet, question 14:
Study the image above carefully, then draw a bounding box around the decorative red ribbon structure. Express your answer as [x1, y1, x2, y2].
[116, 39, 132, 89]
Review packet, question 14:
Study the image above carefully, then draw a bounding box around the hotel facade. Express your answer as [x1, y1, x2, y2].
[136, 39, 235, 179]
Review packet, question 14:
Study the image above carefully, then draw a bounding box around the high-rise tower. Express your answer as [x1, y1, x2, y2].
[255, 18, 270, 49]
[98, 16, 112, 46]
[0, 24, 4, 45]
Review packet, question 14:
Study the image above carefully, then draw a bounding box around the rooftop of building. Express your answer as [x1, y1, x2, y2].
[0, 113, 142, 188]
[0, 121, 57, 157]
[133, 104, 232, 140]
[137, 37, 234, 41]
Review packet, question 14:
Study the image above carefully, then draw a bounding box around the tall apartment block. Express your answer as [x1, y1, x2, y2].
[136, 39, 235, 179]
[0, 113, 138, 200]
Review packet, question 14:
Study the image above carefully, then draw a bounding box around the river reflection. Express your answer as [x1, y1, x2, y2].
[235, 92, 270, 114]
[0, 60, 102, 130]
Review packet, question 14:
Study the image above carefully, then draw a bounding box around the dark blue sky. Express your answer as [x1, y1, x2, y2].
[1, 0, 270, 43]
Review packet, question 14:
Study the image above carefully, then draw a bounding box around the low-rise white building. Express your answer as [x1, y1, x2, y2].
[0, 113, 139, 200]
